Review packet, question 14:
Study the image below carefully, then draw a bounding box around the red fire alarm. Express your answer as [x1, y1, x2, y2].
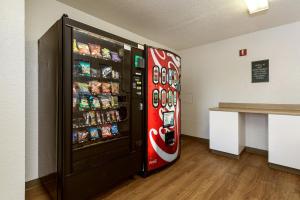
[239, 49, 247, 56]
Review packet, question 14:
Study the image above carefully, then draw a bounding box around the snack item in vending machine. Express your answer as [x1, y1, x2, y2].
[76, 82, 90, 95]
[101, 66, 112, 79]
[83, 112, 90, 126]
[77, 61, 91, 77]
[89, 81, 101, 95]
[96, 111, 102, 125]
[77, 42, 90, 55]
[89, 96, 101, 110]
[77, 130, 89, 143]
[112, 70, 120, 79]
[89, 127, 100, 140]
[89, 111, 97, 126]
[111, 124, 119, 136]
[106, 111, 111, 123]
[77, 117, 85, 127]
[111, 96, 118, 108]
[101, 125, 112, 138]
[102, 48, 111, 60]
[79, 96, 90, 111]
[100, 95, 111, 109]
[72, 131, 78, 144]
[119, 49, 124, 57]
[111, 82, 119, 94]
[88, 43, 101, 58]
[90, 68, 100, 78]
[111, 51, 122, 62]
[110, 110, 117, 122]
[73, 39, 79, 53]
[101, 82, 111, 93]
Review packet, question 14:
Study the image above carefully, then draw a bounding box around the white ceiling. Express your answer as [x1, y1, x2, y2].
[58, 0, 300, 50]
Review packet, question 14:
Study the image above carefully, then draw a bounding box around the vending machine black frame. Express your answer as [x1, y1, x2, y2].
[38, 15, 144, 200]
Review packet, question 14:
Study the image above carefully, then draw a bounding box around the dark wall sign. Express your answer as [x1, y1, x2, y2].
[252, 59, 269, 83]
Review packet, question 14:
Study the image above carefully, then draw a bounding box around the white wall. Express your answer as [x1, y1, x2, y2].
[179, 22, 300, 150]
[26, 0, 173, 181]
[0, 0, 25, 199]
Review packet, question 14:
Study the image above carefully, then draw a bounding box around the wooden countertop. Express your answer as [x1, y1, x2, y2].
[209, 103, 300, 116]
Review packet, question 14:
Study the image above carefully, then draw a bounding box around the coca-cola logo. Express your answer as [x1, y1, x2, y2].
[149, 159, 157, 165]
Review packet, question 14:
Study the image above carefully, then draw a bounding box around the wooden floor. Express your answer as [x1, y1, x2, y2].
[26, 136, 300, 200]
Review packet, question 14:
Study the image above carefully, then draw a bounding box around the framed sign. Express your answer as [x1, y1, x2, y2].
[252, 59, 269, 83]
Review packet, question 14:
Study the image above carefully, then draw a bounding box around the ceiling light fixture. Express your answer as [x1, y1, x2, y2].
[245, 0, 269, 14]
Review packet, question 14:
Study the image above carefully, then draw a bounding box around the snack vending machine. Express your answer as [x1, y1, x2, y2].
[38, 15, 143, 200]
[143, 46, 181, 174]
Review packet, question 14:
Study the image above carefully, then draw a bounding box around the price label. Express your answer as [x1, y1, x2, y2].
[124, 44, 131, 51]
[138, 44, 144, 50]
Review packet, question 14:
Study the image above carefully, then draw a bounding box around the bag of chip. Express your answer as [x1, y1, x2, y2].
[89, 96, 101, 110]
[75, 82, 90, 95]
[78, 117, 85, 127]
[111, 82, 119, 94]
[111, 124, 119, 135]
[102, 48, 111, 59]
[102, 82, 111, 93]
[79, 96, 90, 111]
[111, 96, 118, 108]
[79, 61, 91, 77]
[112, 70, 120, 79]
[83, 112, 90, 126]
[90, 68, 100, 78]
[89, 81, 101, 95]
[111, 51, 122, 62]
[88, 43, 101, 58]
[78, 130, 89, 143]
[111, 52, 121, 61]
[89, 127, 100, 140]
[77, 42, 90, 55]
[101, 125, 112, 138]
[101, 66, 112, 79]
[96, 111, 102, 125]
[89, 111, 97, 126]
[106, 111, 111, 123]
[110, 111, 117, 122]
[100, 95, 111, 109]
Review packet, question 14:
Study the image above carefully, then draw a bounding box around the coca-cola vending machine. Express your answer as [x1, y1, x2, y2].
[143, 46, 181, 174]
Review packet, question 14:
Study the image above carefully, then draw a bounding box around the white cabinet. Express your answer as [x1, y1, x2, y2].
[209, 111, 245, 155]
[269, 114, 300, 170]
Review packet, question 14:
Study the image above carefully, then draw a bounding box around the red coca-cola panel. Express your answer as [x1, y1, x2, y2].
[146, 47, 181, 171]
